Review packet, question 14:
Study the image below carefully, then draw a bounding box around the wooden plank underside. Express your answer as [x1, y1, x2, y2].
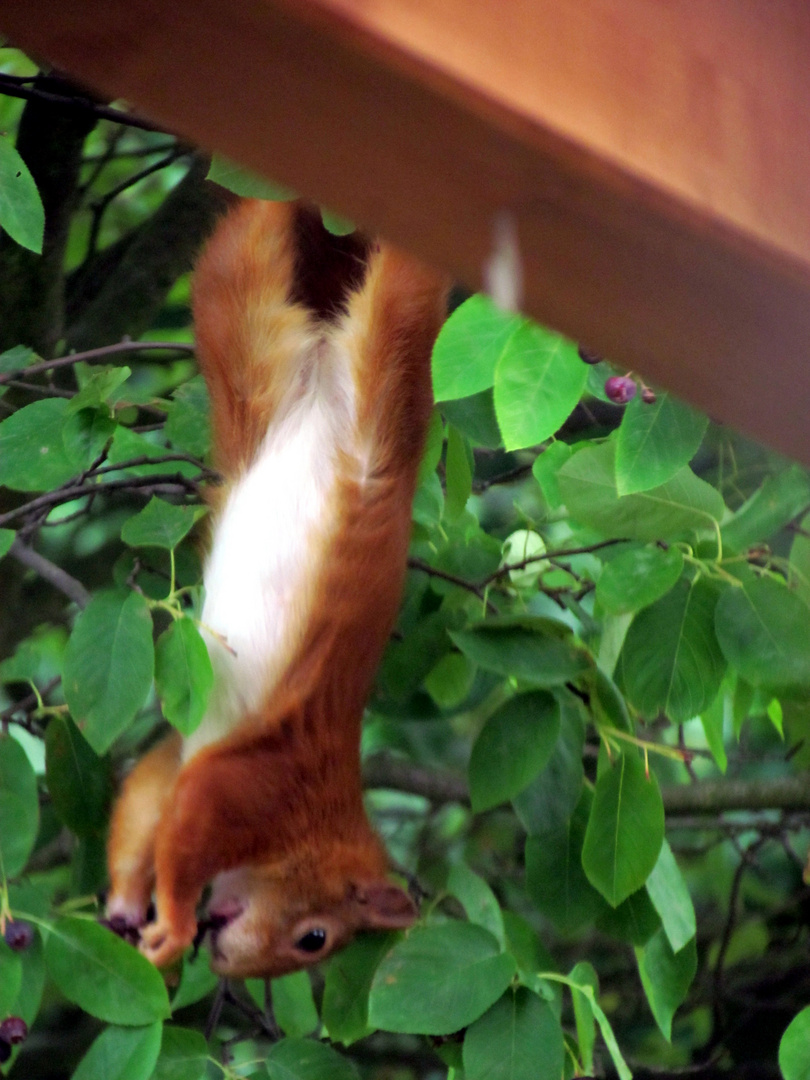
[2, 0, 810, 462]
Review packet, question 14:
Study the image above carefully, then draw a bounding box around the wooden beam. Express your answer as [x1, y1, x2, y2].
[3, 1, 810, 462]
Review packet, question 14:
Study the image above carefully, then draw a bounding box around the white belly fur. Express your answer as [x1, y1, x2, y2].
[182, 340, 354, 762]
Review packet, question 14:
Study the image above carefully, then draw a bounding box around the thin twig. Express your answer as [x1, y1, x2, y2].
[479, 538, 628, 587]
[711, 838, 766, 1045]
[0, 340, 196, 386]
[5, 380, 74, 398]
[474, 463, 533, 492]
[0, 75, 170, 133]
[0, 676, 61, 735]
[84, 453, 219, 483]
[0, 472, 204, 529]
[78, 128, 125, 197]
[9, 538, 91, 608]
[83, 141, 179, 163]
[407, 556, 497, 613]
[86, 147, 188, 257]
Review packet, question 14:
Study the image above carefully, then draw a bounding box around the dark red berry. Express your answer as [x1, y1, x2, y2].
[4, 920, 33, 952]
[577, 345, 603, 365]
[641, 386, 656, 404]
[0, 1017, 27, 1045]
[0, 1039, 10, 1064]
[604, 375, 637, 404]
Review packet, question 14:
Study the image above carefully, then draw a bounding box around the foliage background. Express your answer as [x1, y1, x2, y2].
[1, 53, 810, 1080]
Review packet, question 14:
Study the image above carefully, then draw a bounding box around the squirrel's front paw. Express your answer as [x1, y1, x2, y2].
[139, 917, 196, 968]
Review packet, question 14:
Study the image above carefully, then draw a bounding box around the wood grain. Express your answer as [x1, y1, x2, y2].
[2, 0, 810, 461]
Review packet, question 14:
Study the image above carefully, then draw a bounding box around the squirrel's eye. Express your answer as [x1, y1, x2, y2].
[295, 928, 327, 953]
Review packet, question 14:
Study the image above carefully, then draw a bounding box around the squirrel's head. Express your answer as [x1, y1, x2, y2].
[201, 842, 416, 978]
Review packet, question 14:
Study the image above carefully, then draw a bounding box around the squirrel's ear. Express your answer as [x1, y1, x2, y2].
[355, 882, 418, 929]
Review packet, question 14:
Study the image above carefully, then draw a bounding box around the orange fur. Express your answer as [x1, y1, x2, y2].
[107, 200, 447, 977]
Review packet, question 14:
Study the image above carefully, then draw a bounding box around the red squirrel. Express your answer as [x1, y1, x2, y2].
[105, 198, 448, 978]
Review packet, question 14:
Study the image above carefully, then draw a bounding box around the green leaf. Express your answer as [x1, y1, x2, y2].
[724, 466, 810, 553]
[121, 497, 205, 551]
[323, 932, 398, 1045]
[512, 701, 584, 833]
[0, 735, 39, 877]
[68, 366, 131, 413]
[447, 862, 505, 945]
[493, 322, 587, 450]
[619, 577, 726, 722]
[151, 1026, 208, 1080]
[271, 971, 320, 1038]
[469, 691, 560, 812]
[715, 576, 810, 688]
[790, 510, 810, 607]
[171, 950, 219, 1011]
[441, 388, 503, 448]
[45, 917, 170, 1024]
[463, 987, 564, 1080]
[321, 209, 355, 236]
[526, 789, 606, 933]
[596, 885, 660, 945]
[558, 441, 725, 542]
[0, 398, 77, 491]
[432, 294, 520, 402]
[424, 652, 476, 711]
[444, 424, 473, 519]
[62, 408, 117, 472]
[596, 545, 683, 615]
[0, 134, 44, 252]
[0, 345, 36, 374]
[646, 840, 697, 954]
[106, 428, 200, 478]
[0, 528, 15, 559]
[154, 619, 213, 735]
[532, 440, 572, 509]
[450, 623, 589, 687]
[266, 1037, 359, 1080]
[72, 1022, 163, 1080]
[207, 155, 295, 199]
[164, 375, 210, 458]
[500, 529, 549, 587]
[589, 667, 633, 732]
[62, 590, 155, 754]
[636, 929, 697, 1040]
[569, 962, 598, 1076]
[368, 922, 516, 1035]
[780, 1005, 810, 1080]
[502, 911, 554, 985]
[417, 407, 444, 484]
[700, 688, 728, 773]
[0, 939, 23, 1016]
[44, 716, 113, 836]
[615, 392, 707, 495]
[582, 751, 665, 907]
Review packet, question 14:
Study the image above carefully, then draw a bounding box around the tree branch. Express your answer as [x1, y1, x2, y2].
[363, 751, 810, 815]
[0, 340, 196, 386]
[0, 471, 204, 529]
[0, 72, 169, 133]
[9, 538, 91, 608]
[65, 154, 232, 350]
[0, 73, 98, 356]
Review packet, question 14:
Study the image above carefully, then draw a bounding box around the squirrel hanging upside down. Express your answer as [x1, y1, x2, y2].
[105, 198, 448, 978]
